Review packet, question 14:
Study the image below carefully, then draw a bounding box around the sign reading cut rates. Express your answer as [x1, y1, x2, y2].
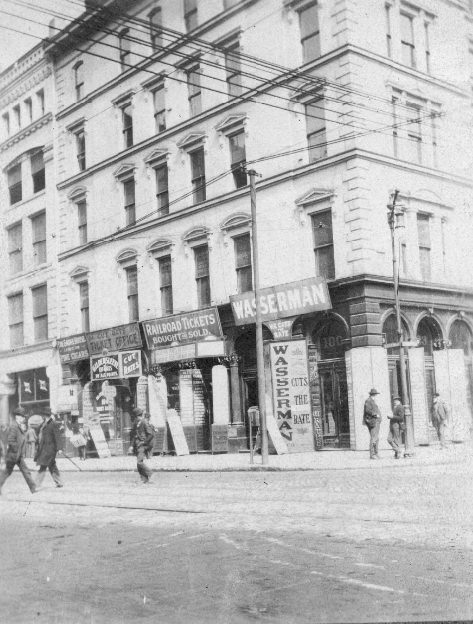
[142, 307, 223, 349]
[230, 277, 331, 325]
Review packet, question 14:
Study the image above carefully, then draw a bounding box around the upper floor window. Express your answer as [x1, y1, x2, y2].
[234, 233, 252, 293]
[2, 112, 10, 136]
[155, 163, 169, 216]
[79, 281, 90, 332]
[78, 200, 87, 245]
[75, 128, 86, 171]
[8, 292, 24, 348]
[74, 61, 84, 101]
[122, 103, 133, 148]
[24, 98, 33, 124]
[299, 2, 320, 63]
[36, 89, 45, 115]
[31, 212, 47, 266]
[13, 104, 21, 129]
[32, 284, 48, 342]
[125, 266, 139, 322]
[400, 12, 415, 68]
[149, 7, 163, 51]
[190, 147, 206, 203]
[158, 255, 173, 315]
[124, 179, 136, 226]
[405, 101, 422, 164]
[424, 21, 431, 73]
[184, 0, 198, 32]
[8, 163, 22, 204]
[153, 83, 166, 132]
[312, 210, 334, 279]
[187, 66, 202, 116]
[194, 244, 210, 307]
[119, 29, 130, 71]
[229, 131, 247, 188]
[305, 98, 327, 162]
[31, 151, 45, 193]
[225, 40, 242, 98]
[417, 213, 431, 281]
[385, 4, 392, 58]
[7, 223, 23, 275]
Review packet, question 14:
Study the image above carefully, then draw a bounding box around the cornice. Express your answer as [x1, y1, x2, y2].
[0, 340, 54, 360]
[0, 113, 53, 153]
[0, 65, 52, 110]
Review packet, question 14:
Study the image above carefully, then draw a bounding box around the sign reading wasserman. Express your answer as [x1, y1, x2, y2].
[230, 278, 331, 326]
[142, 307, 222, 349]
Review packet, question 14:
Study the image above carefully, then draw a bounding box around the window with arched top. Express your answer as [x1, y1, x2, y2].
[74, 61, 84, 101]
[383, 314, 410, 355]
[312, 317, 347, 360]
[449, 320, 473, 357]
[417, 317, 442, 356]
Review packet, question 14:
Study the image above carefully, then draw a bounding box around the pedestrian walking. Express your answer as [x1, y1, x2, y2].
[25, 424, 38, 459]
[71, 425, 87, 461]
[34, 407, 63, 489]
[387, 397, 405, 459]
[0, 407, 37, 495]
[432, 392, 449, 449]
[144, 413, 156, 459]
[131, 408, 154, 484]
[363, 388, 382, 459]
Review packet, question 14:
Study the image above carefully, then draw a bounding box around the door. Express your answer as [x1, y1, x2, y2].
[319, 362, 350, 448]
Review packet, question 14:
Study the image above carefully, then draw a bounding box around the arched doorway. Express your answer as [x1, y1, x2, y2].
[382, 314, 411, 403]
[416, 316, 442, 426]
[449, 319, 473, 424]
[312, 317, 349, 448]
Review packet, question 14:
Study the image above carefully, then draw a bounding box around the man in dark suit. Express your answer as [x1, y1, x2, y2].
[363, 388, 382, 459]
[35, 407, 63, 489]
[387, 397, 405, 459]
[132, 408, 154, 484]
[0, 406, 37, 495]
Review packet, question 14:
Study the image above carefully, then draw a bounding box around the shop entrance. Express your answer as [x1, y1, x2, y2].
[417, 317, 442, 440]
[383, 314, 412, 404]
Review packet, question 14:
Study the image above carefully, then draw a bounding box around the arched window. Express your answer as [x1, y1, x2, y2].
[449, 320, 473, 357]
[313, 317, 347, 360]
[382, 314, 410, 355]
[417, 317, 442, 356]
[74, 61, 84, 101]
[149, 8, 163, 51]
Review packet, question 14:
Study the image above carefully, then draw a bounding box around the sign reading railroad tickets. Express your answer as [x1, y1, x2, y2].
[230, 277, 331, 326]
[86, 323, 142, 355]
[56, 333, 89, 363]
[269, 339, 315, 453]
[142, 307, 223, 349]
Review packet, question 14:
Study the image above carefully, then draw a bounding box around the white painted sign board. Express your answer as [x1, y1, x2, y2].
[266, 413, 288, 455]
[166, 409, 189, 456]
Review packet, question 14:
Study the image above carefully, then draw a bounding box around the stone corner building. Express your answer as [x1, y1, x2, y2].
[1, 0, 473, 457]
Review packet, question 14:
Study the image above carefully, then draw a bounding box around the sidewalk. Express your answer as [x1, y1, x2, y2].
[25, 441, 473, 473]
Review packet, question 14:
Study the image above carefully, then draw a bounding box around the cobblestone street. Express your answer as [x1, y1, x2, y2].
[1, 456, 473, 623]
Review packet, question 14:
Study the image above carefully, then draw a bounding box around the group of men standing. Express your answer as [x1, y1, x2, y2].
[0, 405, 63, 495]
[363, 387, 450, 459]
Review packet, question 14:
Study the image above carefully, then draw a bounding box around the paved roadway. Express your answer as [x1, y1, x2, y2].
[1, 461, 473, 623]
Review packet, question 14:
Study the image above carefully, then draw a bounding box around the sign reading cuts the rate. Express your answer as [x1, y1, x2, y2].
[142, 307, 222, 349]
[230, 278, 331, 326]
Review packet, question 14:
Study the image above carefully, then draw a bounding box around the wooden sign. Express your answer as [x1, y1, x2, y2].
[88, 423, 111, 458]
[266, 413, 288, 455]
[308, 344, 323, 450]
[166, 409, 189, 456]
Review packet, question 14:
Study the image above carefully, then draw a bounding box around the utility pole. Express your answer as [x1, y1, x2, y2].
[387, 190, 415, 457]
[248, 169, 269, 465]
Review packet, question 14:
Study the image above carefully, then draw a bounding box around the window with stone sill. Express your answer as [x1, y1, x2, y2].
[234, 233, 252, 293]
[417, 213, 431, 281]
[311, 210, 334, 279]
[77, 200, 87, 245]
[400, 12, 416, 68]
[158, 255, 173, 315]
[194, 244, 211, 307]
[79, 281, 90, 333]
[190, 147, 206, 203]
[31, 151, 45, 193]
[32, 284, 48, 342]
[122, 103, 133, 148]
[149, 7, 163, 51]
[32, 212, 47, 266]
[74, 61, 84, 101]
[155, 163, 169, 216]
[126, 265, 139, 322]
[119, 29, 131, 71]
[75, 128, 86, 171]
[187, 66, 202, 117]
[8, 292, 24, 348]
[123, 178, 136, 226]
[8, 163, 22, 205]
[225, 40, 242, 98]
[305, 97, 327, 162]
[298, 2, 320, 64]
[8, 222, 22, 275]
[184, 0, 198, 32]
[153, 83, 166, 133]
[25, 97, 33, 124]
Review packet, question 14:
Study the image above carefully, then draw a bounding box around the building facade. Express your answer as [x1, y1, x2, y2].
[1, 0, 473, 456]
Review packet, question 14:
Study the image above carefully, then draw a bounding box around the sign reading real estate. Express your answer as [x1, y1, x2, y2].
[86, 323, 142, 355]
[57, 333, 89, 363]
[230, 278, 331, 326]
[142, 307, 223, 349]
[269, 339, 314, 453]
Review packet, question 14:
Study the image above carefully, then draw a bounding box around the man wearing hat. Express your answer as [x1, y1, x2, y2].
[387, 397, 405, 459]
[432, 391, 449, 449]
[130, 407, 154, 483]
[34, 406, 63, 489]
[363, 388, 382, 459]
[0, 406, 37, 495]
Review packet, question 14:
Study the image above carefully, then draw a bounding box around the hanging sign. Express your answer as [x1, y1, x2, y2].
[56, 334, 89, 363]
[91, 354, 120, 380]
[230, 277, 331, 326]
[265, 318, 296, 339]
[269, 339, 314, 453]
[119, 350, 142, 377]
[307, 344, 323, 450]
[142, 307, 222, 349]
[86, 323, 142, 355]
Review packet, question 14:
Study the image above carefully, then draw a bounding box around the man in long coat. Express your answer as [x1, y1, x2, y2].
[35, 407, 63, 489]
[363, 388, 382, 459]
[131, 408, 154, 484]
[387, 397, 405, 459]
[432, 392, 449, 449]
[0, 406, 37, 495]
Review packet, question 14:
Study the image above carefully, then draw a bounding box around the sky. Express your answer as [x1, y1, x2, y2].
[0, 0, 86, 70]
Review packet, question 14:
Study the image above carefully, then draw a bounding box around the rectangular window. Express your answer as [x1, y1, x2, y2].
[299, 2, 320, 63]
[3, 112, 10, 136]
[225, 41, 242, 97]
[74, 61, 84, 101]
[78, 201, 87, 245]
[75, 129, 86, 171]
[32, 212, 47, 266]
[24, 97, 33, 123]
[159, 255, 173, 315]
[79, 281, 90, 332]
[424, 22, 430, 73]
[392, 95, 399, 157]
[124, 179, 136, 225]
[149, 8, 163, 51]
[190, 148, 206, 203]
[234, 234, 252, 293]
[187, 66, 202, 116]
[153, 84, 166, 132]
[31, 151, 45, 192]
[155, 164, 169, 216]
[305, 98, 327, 162]
[417, 213, 431, 281]
[400, 12, 415, 68]
[385, 4, 392, 58]
[8, 223, 22, 275]
[312, 210, 334, 279]
[406, 102, 422, 164]
[119, 29, 130, 70]
[184, 0, 198, 32]
[32, 284, 48, 342]
[13, 104, 21, 129]
[440, 218, 446, 274]
[8, 293, 24, 348]
[122, 104, 133, 148]
[36, 89, 45, 115]
[229, 131, 247, 188]
[126, 266, 139, 322]
[8, 163, 22, 205]
[194, 245, 210, 307]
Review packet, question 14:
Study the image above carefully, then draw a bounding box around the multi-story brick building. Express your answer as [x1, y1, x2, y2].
[2, 0, 473, 457]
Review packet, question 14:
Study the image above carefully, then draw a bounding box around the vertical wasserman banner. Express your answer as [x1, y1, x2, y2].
[269, 340, 315, 453]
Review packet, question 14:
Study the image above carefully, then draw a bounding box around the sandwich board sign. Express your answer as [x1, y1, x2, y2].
[166, 409, 189, 456]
